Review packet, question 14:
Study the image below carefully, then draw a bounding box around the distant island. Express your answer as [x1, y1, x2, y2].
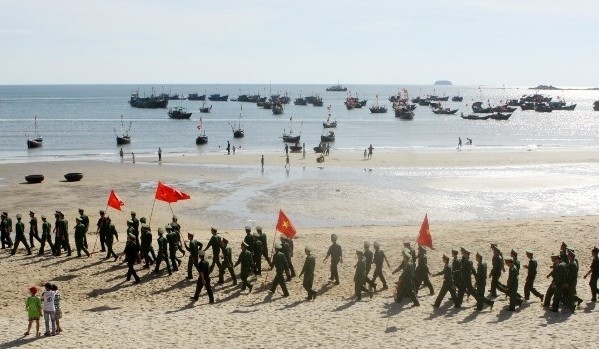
[530, 84, 599, 91]
[434, 80, 452, 86]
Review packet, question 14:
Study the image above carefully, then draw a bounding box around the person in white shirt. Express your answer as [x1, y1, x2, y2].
[41, 283, 56, 336]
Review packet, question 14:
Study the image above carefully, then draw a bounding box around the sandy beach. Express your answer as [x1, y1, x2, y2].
[1, 149, 599, 348]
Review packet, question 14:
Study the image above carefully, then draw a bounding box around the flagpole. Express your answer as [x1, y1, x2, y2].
[262, 230, 278, 286]
[148, 199, 157, 226]
[90, 203, 109, 256]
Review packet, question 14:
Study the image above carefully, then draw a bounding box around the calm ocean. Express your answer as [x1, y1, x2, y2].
[1, 84, 598, 162]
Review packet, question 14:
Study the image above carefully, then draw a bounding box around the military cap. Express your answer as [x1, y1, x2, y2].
[127, 220, 133, 225]
[198, 250, 205, 257]
[78, 208, 84, 212]
[256, 226, 263, 231]
[29, 211, 35, 215]
[462, 247, 471, 254]
[510, 249, 517, 255]
[475, 251, 482, 257]
[331, 234, 338, 241]
[222, 238, 229, 245]
[165, 224, 172, 230]
[364, 241, 371, 247]
[172, 215, 178, 220]
[157, 227, 165, 235]
[356, 249, 364, 255]
[274, 242, 282, 250]
[127, 233, 135, 240]
[140, 217, 147, 223]
[244, 225, 251, 231]
[567, 248, 576, 256]
[592, 246, 599, 253]
[130, 211, 136, 215]
[187, 232, 194, 237]
[55, 210, 62, 215]
[41, 215, 47, 219]
[451, 248, 459, 254]
[75, 217, 82, 222]
[99, 210, 106, 214]
[373, 241, 381, 248]
[16, 214, 22, 219]
[403, 242, 411, 246]
[1, 211, 7, 216]
[504, 256, 514, 262]
[442, 254, 449, 260]
[490, 243, 498, 248]
[305, 245, 313, 253]
[525, 250, 534, 256]
[211, 227, 217, 233]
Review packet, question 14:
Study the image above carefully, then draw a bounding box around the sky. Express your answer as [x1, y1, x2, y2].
[1, 0, 598, 86]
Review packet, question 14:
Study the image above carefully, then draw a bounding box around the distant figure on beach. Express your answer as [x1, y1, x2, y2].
[458, 137, 462, 151]
[227, 141, 231, 155]
[364, 149, 367, 160]
[119, 148, 124, 161]
[132, 152, 135, 163]
[285, 144, 289, 155]
[302, 143, 306, 159]
[466, 138, 472, 145]
[285, 154, 290, 169]
[368, 144, 373, 159]
[158, 147, 162, 162]
[261, 155, 264, 169]
[325, 144, 330, 156]
[233, 145, 236, 155]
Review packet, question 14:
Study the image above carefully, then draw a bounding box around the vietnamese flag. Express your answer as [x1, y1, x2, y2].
[107, 189, 124, 211]
[155, 181, 190, 203]
[276, 209, 297, 238]
[416, 213, 433, 249]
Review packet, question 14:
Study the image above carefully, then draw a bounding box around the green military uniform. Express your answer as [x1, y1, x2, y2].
[565, 250, 582, 311]
[372, 242, 389, 290]
[253, 233, 263, 275]
[140, 224, 155, 268]
[300, 246, 316, 300]
[130, 212, 140, 246]
[185, 237, 200, 279]
[170, 217, 185, 256]
[205, 228, 221, 273]
[354, 251, 370, 300]
[472, 253, 495, 310]
[451, 249, 461, 292]
[10, 215, 31, 255]
[489, 244, 503, 297]
[0, 213, 14, 249]
[153, 228, 172, 275]
[28, 212, 42, 247]
[78, 209, 89, 248]
[414, 245, 434, 295]
[433, 255, 458, 307]
[524, 251, 544, 301]
[191, 251, 214, 303]
[243, 226, 254, 253]
[550, 256, 568, 312]
[166, 228, 181, 271]
[234, 243, 254, 291]
[456, 249, 492, 309]
[395, 248, 419, 306]
[53, 213, 63, 255]
[97, 211, 108, 252]
[363, 242, 376, 289]
[105, 220, 118, 259]
[325, 234, 342, 285]
[218, 239, 237, 284]
[257, 226, 272, 267]
[38, 217, 54, 255]
[74, 219, 90, 257]
[505, 259, 523, 311]
[270, 244, 289, 297]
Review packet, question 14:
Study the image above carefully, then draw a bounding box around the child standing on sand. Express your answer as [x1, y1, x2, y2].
[51, 284, 63, 334]
[25, 286, 42, 337]
[42, 283, 56, 336]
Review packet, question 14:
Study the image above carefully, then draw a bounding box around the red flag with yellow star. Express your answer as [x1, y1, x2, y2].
[417, 213, 433, 249]
[276, 209, 297, 238]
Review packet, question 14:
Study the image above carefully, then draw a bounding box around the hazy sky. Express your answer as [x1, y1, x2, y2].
[1, 0, 598, 86]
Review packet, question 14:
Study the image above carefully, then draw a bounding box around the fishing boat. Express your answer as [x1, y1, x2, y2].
[326, 83, 347, 92]
[26, 116, 43, 149]
[459, 113, 491, 120]
[369, 95, 387, 113]
[321, 131, 335, 142]
[229, 106, 245, 138]
[471, 102, 494, 113]
[594, 101, 599, 111]
[451, 96, 463, 102]
[534, 103, 552, 113]
[195, 118, 208, 145]
[487, 112, 512, 120]
[282, 116, 301, 143]
[395, 108, 414, 119]
[208, 94, 229, 101]
[294, 97, 307, 106]
[115, 115, 132, 145]
[313, 143, 326, 153]
[199, 101, 212, 113]
[168, 106, 193, 119]
[392, 89, 416, 120]
[432, 107, 459, 115]
[272, 103, 284, 115]
[289, 143, 303, 152]
[323, 105, 338, 128]
[188, 93, 206, 101]
[129, 90, 168, 108]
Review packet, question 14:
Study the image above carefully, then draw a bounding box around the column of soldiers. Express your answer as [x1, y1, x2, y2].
[4, 209, 599, 311]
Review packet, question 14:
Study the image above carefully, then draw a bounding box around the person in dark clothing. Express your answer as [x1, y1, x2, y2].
[191, 250, 214, 303]
[432, 254, 458, 308]
[488, 244, 504, 297]
[414, 244, 434, 296]
[28, 211, 42, 248]
[218, 238, 237, 285]
[583, 247, 599, 302]
[324, 234, 342, 285]
[204, 228, 220, 273]
[118, 234, 140, 283]
[523, 250, 544, 301]
[372, 241, 391, 291]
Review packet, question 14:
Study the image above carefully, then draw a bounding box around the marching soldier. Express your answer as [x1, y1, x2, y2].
[166, 224, 181, 271]
[104, 216, 119, 260]
[74, 217, 90, 257]
[363, 241, 376, 290]
[583, 247, 599, 302]
[130, 211, 140, 245]
[372, 241, 390, 291]
[523, 250, 544, 301]
[269, 243, 289, 297]
[78, 208, 89, 248]
[59, 212, 71, 256]
[184, 233, 200, 280]
[53, 211, 63, 256]
[488, 244, 504, 297]
[280, 235, 295, 280]
[38, 215, 54, 256]
[118, 233, 141, 284]
[10, 214, 31, 255]
[204, 228, 221, 273]
[473, 252, 495, 310]
[565, 249, 582, 311]
[1, 212, 13, 249]
[218, 238, 237, 285]
[96, 210, 108, 252]
[505, 257, 523, 311]
[190, 250, 214, 303]
[414, 244, 435, 296]
[253, 232, 263, 275]
[299, 245, 317, 300]
[140, 223, 154, 268]
[354, 250, 372, 300]
[549, 254, 567, 312]
[243, 226, 254, 253]
[403, 242, 416, 261]
[432, 254, 458, 308]
[170, 216, 186, 256]
[234, 242, 254, 293]
[451, 248, 461, 293]
[324, 234, 342, 285]
[257, 226, 272, 267]
[126, 220, 135, 247]
[394, 248, 419, 306]
[455, 248, 491, 309]
[153, 227, 172, 275]
[28, 211, 41, 248]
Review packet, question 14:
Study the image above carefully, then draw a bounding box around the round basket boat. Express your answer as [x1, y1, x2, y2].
[25, 174, 44, 184]
[64, 172, 83, 182]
